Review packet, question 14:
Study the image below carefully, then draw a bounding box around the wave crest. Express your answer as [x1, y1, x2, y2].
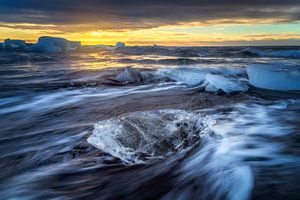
[243, 48, 300, 58]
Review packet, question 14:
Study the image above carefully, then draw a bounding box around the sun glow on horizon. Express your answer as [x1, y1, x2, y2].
[1, 19, 300, 46]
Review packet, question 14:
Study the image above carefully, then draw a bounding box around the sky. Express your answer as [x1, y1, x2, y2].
[0, 0, 300, 46]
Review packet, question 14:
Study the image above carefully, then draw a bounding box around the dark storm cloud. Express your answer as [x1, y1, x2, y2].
[0, 0, 300, 28]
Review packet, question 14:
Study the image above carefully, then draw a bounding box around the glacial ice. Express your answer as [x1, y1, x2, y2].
[116, 42, 125, 48]
[28, 40, 62, 53]
[110, 67, 173, 85]
[38, 36, 70, 51]
[116, 67, 143, 83]
[155, 67, 248, 93]
[69, 41, 82, 51]
[205, 74, 249, 94]
[247, 63, 300, 91]
[156, 67, 208, 86]
[87, 110, 205, 164]
[3, 39, 26, 49]
[27, 36, 81, 53]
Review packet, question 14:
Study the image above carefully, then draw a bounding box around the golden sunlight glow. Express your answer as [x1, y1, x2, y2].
[1, 19, 300, 46]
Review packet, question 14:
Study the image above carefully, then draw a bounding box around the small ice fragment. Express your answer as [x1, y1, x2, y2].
[116, 67, 143, 83]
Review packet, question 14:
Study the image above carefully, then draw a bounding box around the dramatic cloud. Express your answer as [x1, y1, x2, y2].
[1, 1, 300, 45]
[0, 0, 300, 29]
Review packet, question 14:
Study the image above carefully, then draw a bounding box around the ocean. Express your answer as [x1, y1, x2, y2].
[0, 46, 300, 200]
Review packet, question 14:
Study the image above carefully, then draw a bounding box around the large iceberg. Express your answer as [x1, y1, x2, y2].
[247, 63, 300, 91]
[27, 36, 81, 53]
[3, 39, 26, 50]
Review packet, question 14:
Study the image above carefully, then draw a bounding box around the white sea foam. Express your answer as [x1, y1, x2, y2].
[163, 100, 299, 200]
[88, 100, 299, 200]
[88, 101, 293, 199]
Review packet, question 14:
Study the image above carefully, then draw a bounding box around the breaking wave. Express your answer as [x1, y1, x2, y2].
[88, 100, 300, 199]
[2, 46, 300, 199]
[243, 48, 300, 58]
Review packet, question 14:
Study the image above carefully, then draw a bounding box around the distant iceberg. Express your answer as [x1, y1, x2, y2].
[27, 36, 81, 53]
[28, 39, 63, 53]
[3, 39, 26, 50]
[247, 63, 300, 91]
[115, 42, 125, 48]
[69, 41, 82, 51]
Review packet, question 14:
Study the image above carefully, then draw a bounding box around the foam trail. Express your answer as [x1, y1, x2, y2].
[163, 100, 299, 200]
